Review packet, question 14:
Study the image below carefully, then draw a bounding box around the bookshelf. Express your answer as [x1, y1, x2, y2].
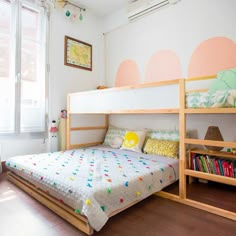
[187, 149, 236, 186]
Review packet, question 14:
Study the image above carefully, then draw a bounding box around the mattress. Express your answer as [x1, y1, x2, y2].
[6, 146, 179, 231]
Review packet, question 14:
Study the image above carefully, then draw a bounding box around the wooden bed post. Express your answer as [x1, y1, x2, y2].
[66, 94, 71, 150]
[179, 79, 186, 199]
[105, 114, 109, 132]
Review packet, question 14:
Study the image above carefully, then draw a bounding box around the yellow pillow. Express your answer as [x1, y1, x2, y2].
[143, 139, 179, 158]
[121, 130, 147, 153]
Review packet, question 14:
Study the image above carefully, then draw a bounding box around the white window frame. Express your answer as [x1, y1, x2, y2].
[0, 0, 49, 137]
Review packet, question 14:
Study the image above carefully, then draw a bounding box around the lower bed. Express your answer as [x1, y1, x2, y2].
[6, 146, 179, 234]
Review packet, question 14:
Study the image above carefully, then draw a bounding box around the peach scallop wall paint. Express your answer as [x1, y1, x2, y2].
[188, 37, 236, 78]
[115, 60, 141, 87]
[144, 50, 182, 83]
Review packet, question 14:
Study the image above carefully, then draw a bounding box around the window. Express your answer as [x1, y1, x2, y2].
[0, 0, 47, 135]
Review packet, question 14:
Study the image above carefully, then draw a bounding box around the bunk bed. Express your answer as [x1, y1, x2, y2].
[6, 75, 236, 235]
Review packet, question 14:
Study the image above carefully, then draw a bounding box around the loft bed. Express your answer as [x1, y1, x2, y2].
[6, 75, 236, 235]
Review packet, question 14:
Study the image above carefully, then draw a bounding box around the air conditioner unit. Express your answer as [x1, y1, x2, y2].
[128, 0, 180, 21]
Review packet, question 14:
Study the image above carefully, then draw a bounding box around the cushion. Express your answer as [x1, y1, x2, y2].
[103, 125, 126, 147]
[143, 139, 179, 158]
[186, 92, 209, 108]
[208, 90, 231, 107]
[121, 130, 147, 153]
[209, 68, 236, 94]
[110, 136, 123, 149]
[147, 129, 179, 141]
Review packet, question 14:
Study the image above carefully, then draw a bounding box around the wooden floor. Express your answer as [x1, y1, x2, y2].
[1, 173, 236, 236]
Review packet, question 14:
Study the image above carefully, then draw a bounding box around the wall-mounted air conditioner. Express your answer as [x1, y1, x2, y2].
[128, 0, 181, 21]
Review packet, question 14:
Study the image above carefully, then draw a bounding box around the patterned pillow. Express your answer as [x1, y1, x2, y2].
[147, 129, 179, 141]
[186, 92, 209, 108]
[121, 130, 147, 153]
[143, 139, 179, 158]
[103, 126, 126, 147]
[208, 90, 230, 107]
[110, 136, 123, 149]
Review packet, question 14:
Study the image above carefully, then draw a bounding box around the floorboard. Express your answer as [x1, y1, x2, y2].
[0, 173, 236, 236]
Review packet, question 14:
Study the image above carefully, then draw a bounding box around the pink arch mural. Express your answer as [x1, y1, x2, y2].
[188, 37, 236, 78]
[115, 60, 141, 87]
[144, 50, 182, 83]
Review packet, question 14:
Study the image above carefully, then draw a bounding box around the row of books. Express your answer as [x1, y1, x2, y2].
[191, 154, 236, 178]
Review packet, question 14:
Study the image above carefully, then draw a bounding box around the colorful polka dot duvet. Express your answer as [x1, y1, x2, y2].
[6, 146, 179, 231]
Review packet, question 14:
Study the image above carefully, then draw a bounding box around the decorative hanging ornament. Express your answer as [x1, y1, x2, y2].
[79, 12, 83, 21]
[65, 10, 70, 17]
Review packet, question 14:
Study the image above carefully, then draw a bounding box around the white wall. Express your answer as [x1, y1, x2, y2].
[0, 8, 105, 161]
[102, 0, 236, 142]
[49, 8, 105, 119]
[1, 0, 236, 160]
[103, 0, 236, 85]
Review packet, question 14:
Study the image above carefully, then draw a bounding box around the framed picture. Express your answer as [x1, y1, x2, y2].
[64, 36, 92, 71]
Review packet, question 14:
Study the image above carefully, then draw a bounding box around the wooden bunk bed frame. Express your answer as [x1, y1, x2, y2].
[7, 76, 236, 235]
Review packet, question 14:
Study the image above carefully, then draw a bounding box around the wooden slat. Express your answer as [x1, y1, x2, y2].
[69, 142, 102, 149]
[70, 126, 107, 131]
[190, 149, 236, 159]
[105, 114, 109, 127]
[7, 172, 93, 235]
[69, 109, 179, 115]
[185, 108, 236, 114]
[184, 139, 236, 148]
[66, 95, 71, 150]
[68, 79, 182, 97]
[156, 190, 236, 221]
[186, 89, 208, 94]
[185, 169, 236, 186]
[179, 79, 186, 199]
[183, 198, 236, 221]
[155, 191, 181, 201]
[185, 75, 216, 81]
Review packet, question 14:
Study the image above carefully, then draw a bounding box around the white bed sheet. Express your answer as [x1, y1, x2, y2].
[6, 146, 179, 231]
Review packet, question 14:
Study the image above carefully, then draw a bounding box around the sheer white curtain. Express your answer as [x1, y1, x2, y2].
[0, 0, 52, 135]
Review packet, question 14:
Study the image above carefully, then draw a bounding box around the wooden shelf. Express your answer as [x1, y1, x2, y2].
[184, 108, 236, 114]
[185, 169, 236, 186]
[190, 149, 236, 159]
[185, 138, 236, 149]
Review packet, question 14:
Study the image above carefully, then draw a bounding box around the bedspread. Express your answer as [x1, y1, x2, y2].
[6, 146, 178, 231]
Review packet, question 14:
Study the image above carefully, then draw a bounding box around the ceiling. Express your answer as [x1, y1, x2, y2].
[71, 0, 135, 16]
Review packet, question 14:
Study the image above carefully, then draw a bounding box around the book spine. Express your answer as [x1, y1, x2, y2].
[222, 161, 230, 177]
[196, 156, 203, 172]
[206, 156, 212, 173]
[228, 161, 234, 178]
[200, 155, 208, 173]
[218, 159, 224, 176]
[214, 159, 221, 175]
[210, 157, 217, 174]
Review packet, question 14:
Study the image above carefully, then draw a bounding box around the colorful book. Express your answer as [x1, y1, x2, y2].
[222, 161, 230, 177]
[228, 161, 234, 178]
[205, 155, 212, 173]
[214, 159, 221, 175]
[196, 156, 203, 172]
[218, 159, 224, 176]
[200, 155, 208, 173]
[209, 157, 217, 174]
[193, 155, 198, 171]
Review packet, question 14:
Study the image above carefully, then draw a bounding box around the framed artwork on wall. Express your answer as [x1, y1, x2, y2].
[64, 35, 92, 71]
